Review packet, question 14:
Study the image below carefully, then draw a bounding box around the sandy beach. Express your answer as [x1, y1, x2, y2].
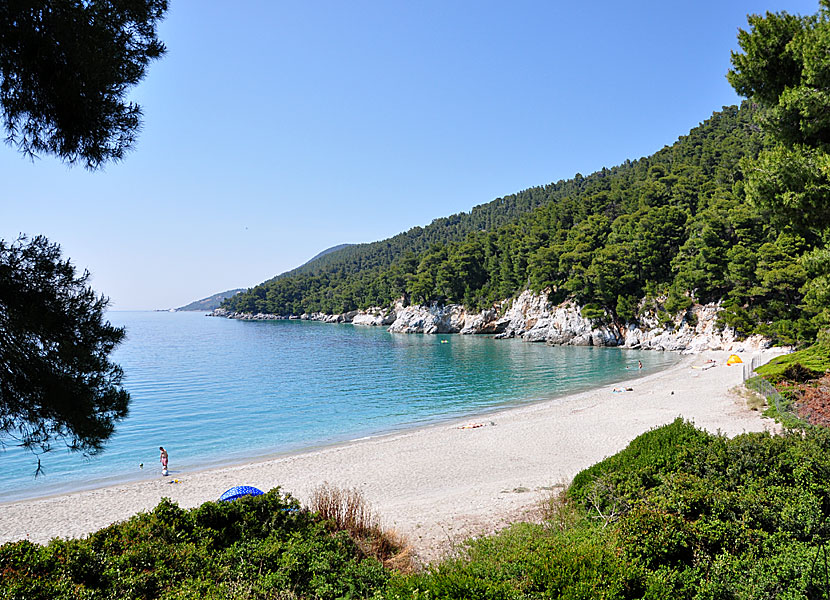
[0, 349, 783, 563]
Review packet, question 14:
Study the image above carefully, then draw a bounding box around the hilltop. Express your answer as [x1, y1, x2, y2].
[176, 289, 245, 312]
[223, 102, 816, 346]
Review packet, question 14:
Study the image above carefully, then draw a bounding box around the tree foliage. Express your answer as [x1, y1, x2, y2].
[226, 103, 824, 344]
[728, 1, 830, 338]
[223, 3, 830, 348]
[0, 236, 129, 471]
[0, 0, 168, 169]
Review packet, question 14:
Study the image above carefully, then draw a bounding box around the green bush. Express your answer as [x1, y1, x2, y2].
[580, 303, 605, 323]
[0, 488, 390, 600]
[387, 422, 830, 598]
[569, 418, 713, 512]
[756, 344, 830, 381]
[9, 423, 830, 598]
[385, 523, 644, 600]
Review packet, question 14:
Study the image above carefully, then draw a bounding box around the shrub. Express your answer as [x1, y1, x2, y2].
[569, 418, 713, 511]
[310, 483, 377, 538]
[385, 523, 644, 600]
[0, 488, 390, 600]
[756, 344, 830, 381]
[782, 362, 825, 383]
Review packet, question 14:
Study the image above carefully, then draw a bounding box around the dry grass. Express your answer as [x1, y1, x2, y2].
[732, 384, 767, 412]
[538, 483, 581, 532]
[310, 483, 376, 536]
[309, 483, 414, 572]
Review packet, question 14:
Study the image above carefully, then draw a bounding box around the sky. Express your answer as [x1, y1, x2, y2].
[1, 0, 820, 310]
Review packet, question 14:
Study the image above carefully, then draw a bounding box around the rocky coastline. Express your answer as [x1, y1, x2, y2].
[209, 290, 772, 354]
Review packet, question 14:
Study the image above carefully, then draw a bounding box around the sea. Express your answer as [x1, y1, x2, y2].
[0, 311, 680, 503]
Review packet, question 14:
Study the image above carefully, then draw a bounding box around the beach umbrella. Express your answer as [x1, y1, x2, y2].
[219, 485, 265, 502]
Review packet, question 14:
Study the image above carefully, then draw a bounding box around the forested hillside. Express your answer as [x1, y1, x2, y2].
[226, 102, 820, 344]
[271, 243, 354, 280]
[176, 289, 244, 311]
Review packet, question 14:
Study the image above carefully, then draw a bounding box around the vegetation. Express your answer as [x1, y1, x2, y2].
[750, 343, 830, 427]
[728, 0, 830, 341]
[309, 483, 412, 571]
[0, 0, 168, 169]
[756, 344, 830, 381]
[0, 488, 398, 600]
[176, 289, 245, 312]
[8, 421, 830, 598]
[0, 236, 129, 474]
[224, 101, 821, 345]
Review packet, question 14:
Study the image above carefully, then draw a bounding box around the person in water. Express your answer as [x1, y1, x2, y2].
[159, 446, 169, 474]
[638, 360, 643, 370]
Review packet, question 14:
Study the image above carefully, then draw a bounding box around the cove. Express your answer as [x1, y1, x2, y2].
[0, 311, 679, 502]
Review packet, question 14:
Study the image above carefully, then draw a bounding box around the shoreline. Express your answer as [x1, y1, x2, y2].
[0, 349, 782, 563]
[1, 345, 678, 505]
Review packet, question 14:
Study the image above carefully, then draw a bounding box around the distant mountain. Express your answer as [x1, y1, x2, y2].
[176, 245, 353, 312]
[177, 289, 245, 311]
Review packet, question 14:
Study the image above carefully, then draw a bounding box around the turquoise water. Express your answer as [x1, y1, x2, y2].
[0, 311, 679, 502]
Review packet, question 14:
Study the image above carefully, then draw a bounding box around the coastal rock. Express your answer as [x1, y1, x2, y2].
[459, 309, 502, 334]
[352, 307, 397, 327]
[487, 292, 624, 347]
[493, 291, 552, 339]
[210, 289, 777, 354]
[383, 290, 772, 353]
[387, 303, 467, 334]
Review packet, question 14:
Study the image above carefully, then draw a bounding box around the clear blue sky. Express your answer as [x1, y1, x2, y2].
[1, 0, 819, 310]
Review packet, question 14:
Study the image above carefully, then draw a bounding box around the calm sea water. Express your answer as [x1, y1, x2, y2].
[0, 311, 679, 502]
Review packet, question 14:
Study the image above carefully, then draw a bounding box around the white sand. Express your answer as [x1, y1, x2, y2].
[0, 349, 783, 563]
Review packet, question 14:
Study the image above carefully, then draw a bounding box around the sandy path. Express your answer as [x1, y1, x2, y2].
[0, 349, 781, 563]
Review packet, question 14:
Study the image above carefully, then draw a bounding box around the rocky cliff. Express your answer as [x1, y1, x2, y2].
[211, 290, 772, 353]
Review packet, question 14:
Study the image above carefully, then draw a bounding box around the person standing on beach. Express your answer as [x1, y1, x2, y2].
[159, 446, 169, 475]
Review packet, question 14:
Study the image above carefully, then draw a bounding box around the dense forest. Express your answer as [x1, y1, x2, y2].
[224, 102, 820, 345]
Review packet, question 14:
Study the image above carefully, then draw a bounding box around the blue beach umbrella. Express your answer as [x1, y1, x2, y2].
[219, 485, 265, 502]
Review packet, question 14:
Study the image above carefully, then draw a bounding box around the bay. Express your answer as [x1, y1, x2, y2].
[0, 311, 679, 502]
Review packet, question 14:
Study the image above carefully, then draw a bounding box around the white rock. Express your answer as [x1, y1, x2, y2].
[215, 289, 773, 355]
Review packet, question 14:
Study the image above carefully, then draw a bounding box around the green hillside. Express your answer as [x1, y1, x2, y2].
[224, 0, 830, 349]
[223, 102, 819, 345]
[176, 289, 245, 311]
[271, 243, 354, 280]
